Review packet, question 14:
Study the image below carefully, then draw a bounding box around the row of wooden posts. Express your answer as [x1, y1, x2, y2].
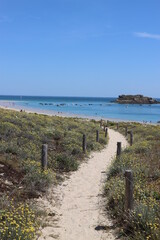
[117, 140, 133, 211]
[83, 127, 108, 154]
[41, 121, 134, 211]
[103, 121, 134, 211]
[41, 127, 109, 170]
[117, 123, 133, 146]
[101, 120, 133, 147]
[116, 122, 133, 211]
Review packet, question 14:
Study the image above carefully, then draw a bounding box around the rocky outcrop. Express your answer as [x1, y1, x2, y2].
[115, 95, 160, 104]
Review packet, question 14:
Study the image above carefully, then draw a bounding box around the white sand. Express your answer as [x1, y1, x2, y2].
[37, 129, 128, 240]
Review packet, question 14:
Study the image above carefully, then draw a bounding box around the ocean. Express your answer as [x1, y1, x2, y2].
[0, 95, 160, 123]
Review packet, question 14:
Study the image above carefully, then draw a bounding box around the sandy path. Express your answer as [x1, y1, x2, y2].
[37, 129, 128, 240]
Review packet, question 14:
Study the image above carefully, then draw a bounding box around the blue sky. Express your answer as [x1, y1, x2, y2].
[0, 0, 160, 97]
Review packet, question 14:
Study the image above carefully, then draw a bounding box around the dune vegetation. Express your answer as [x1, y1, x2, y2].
[105, 122, 160, 240]
[0, 108, 107, 239]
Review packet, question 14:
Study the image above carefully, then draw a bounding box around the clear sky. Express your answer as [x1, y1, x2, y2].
[0, 0, 160, 97]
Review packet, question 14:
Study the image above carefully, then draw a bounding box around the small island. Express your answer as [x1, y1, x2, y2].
[115, 95, 160, 104]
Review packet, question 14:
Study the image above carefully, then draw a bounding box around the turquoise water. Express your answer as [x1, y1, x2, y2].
[0, 95, 160, 123]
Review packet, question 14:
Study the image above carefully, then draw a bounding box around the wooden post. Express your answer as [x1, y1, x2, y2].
[130, 131, 133, 146]
[117, 122, 119, 130]
[100, 119, 103, 127]
[107, 120, 109, 127]
[105, 127, 108, 138]
[117, 142, 122, 156]
[125, 126, 128, 137]
[82, 134, 86, 153]
[41, 144, 48, 170]
[125, 170, 133, 211]
[96, 130, 99, 142]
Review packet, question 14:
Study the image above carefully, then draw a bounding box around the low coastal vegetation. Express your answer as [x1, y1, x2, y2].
[105, 122, 160, 240]
[0, 108, 107, 239]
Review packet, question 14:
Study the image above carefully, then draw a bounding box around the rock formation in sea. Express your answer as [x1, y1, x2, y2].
[115, 95, 160, 104]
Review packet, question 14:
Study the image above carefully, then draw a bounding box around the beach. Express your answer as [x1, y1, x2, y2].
[0, 100, 130, 123]
[0, 98, 159, 124]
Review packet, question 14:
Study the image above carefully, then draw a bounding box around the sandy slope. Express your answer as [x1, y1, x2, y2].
[37, 129, 128, 240]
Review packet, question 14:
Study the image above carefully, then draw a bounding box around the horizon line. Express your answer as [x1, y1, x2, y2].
[0, 94, 159, 99]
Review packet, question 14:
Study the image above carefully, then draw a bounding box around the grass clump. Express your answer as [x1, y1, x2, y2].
[105, 122, 160, 240]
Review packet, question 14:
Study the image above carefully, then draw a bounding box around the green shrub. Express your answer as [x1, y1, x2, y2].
[105, 122, 160, 240]
[23, 160, 55, 192]
[0, 198, 38, 240]
[54, 153, 78, 172]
